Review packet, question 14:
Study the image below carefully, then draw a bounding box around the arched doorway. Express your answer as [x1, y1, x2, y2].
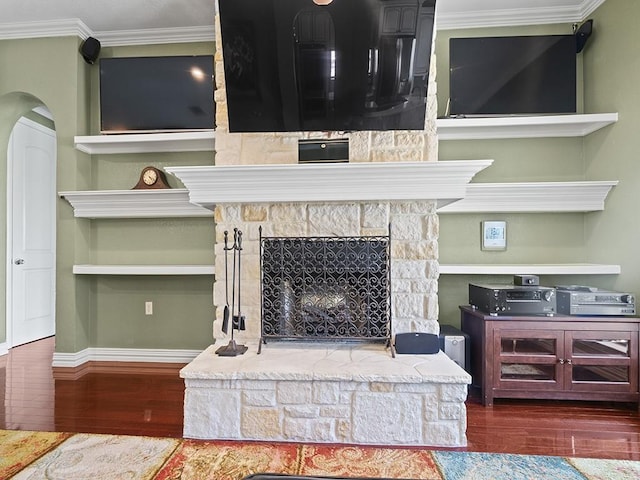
[0, 93, 57, 349]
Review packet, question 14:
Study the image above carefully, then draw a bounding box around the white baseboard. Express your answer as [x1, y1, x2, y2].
[52, 347, 202, 368]
[0, 342, 8, 356]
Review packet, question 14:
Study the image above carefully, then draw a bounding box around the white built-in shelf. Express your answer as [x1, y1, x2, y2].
[436, 113, 618, 140]
[59, 189, 213, 218]
[439, 264, 621, 275]
[437, 181, 618, 213]
[73, 265, 215, 275]
[74, 130, 215, 155]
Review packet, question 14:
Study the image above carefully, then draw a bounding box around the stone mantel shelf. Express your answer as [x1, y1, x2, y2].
[59, 189, 213, 218]
[437, 181, 618, 213]
[74, 130, 215, 154]
[436, 113, 618, 140]
[73, 265, 215, 275]
[439, 264, 621, 275]
[165, 160, 494, 208]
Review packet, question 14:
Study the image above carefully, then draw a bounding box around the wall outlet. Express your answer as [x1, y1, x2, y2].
[145, 301, 153, 315]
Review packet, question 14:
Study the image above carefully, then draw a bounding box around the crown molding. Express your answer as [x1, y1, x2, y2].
[95, 26, 214, 46]
[0, 19, 213, 45]
[0, 1, 607, 42]
[0, 18, 92, 40]
[436, 0, 607, 30]
[580, 0, 608, 18]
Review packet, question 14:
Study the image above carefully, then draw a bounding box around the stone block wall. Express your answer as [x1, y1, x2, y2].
[214, 200, 439, 343]
[183, 373, 467, 446]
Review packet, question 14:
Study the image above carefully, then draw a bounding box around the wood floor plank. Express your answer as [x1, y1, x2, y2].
[1, 337, 640, 458]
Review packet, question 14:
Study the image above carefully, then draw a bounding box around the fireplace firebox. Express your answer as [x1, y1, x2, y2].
[259, 229, 391, 351]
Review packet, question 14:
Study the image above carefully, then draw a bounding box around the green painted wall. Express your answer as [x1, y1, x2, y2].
[1, 38, 215, 353]
[583, 0, 640, 296]
[78, 42, 216, 353]
[0, 36, 92, 351]
[434, 16, 633, 327]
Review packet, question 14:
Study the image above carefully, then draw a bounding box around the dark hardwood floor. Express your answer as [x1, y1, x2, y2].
[1, 337, 640, 460]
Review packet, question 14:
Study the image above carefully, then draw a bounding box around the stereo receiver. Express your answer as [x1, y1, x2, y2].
[469, 283, 556, 316]
[556, 286, 636, 316]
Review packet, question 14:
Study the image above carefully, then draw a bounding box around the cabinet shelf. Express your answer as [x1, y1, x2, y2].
[59, 189, 213, 218]
[73, 265, 215, 275]
[437, 181, 618, 213]
[440, 264, 621, 275]
[436, 113, 618, 140]
[74, 130, 215, 154]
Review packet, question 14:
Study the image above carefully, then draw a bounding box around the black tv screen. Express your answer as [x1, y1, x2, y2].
[218, 0, 436, 132]
[99, 55, 214, 133]
[449, 35, 577, 116]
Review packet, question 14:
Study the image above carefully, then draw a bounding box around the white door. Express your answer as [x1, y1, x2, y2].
[8, 116, 56, 347]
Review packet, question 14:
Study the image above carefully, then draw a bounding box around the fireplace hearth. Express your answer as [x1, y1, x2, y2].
[260, 231, 391, 349]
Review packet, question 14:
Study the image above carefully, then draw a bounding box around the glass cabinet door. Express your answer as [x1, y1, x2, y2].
[494, 330, 564, 390]
[566, 330, 637, 392]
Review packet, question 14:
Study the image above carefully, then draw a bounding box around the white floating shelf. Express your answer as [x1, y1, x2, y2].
[59, 189, 213, 218]
[74, 130, 215, 154]
[73, 265, 215, 275]
[166, 160, 493, 207]
[439, 264, 621, 275]
[436, 113, 618, 140]
[437, 181, 618, 213]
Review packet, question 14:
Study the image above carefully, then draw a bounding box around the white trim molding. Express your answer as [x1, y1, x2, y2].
[94, 26, 214, 47]
[0, 18, 92, 40]
[0, 342, 8, 356]
[0, 19, 213, 46]
[436, 0, 607, 30]
[166, 160, 494, 208]
[52, 347, 203, 368]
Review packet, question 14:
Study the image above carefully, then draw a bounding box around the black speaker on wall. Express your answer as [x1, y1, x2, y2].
[80, 37, 101, 64]
[575, 19, 593, 53]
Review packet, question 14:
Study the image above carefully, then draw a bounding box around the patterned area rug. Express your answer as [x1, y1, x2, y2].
[2, 429, 640, 479]
[0, 430, 71, 478]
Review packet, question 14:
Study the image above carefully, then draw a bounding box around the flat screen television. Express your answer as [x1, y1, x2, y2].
[99, 55, 214, 133]
[218, 0, 437, 132]
[449, 35, 577, 116]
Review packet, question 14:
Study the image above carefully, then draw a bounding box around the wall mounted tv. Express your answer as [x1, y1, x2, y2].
[218, 0, 437, 133]
[99, 55, 214, 133]
[449, 35, 577, 116]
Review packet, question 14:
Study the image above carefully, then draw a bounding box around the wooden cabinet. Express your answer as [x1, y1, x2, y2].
[380, 2, 417, 34]
[460, 306, 640, 406]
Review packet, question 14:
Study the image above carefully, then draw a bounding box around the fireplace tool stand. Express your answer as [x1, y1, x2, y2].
[216, 228, 248, 356]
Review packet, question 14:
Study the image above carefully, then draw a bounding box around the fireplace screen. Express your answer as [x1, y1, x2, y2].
[260, 232, 391, 346]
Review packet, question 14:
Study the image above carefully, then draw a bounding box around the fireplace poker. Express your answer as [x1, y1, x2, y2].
[221, 230, 230, 334]
[234, 230, 246, 331]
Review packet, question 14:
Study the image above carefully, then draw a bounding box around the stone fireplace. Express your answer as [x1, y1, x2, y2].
[166, 2, 493, 447]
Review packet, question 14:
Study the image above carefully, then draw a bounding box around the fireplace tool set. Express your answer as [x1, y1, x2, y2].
[215, 228, 248, 356]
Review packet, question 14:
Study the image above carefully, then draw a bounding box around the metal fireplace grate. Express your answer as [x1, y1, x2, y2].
[260, 230, 391, 349]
